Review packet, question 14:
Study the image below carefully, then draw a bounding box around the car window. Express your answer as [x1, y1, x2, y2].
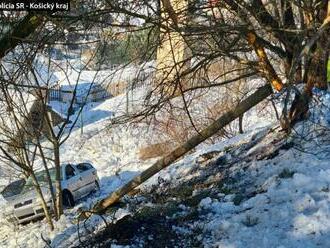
[48, 168, 63, 181]
[21, 168, 62, 194]
[1, 179, 26, 199]
[76, 163, 93, 173]
[65, 165, 76, 179]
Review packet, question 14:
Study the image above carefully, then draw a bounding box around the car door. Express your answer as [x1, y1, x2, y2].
[74, 163, 95, 195]
[64, 164, 82, 200]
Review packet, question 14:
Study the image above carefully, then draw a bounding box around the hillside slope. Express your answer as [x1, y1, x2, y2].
[71, 122, 330, 248]
[0, 88, 329, 248]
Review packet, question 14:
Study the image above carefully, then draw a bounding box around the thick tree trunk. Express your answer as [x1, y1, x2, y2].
[305, 44, 329, 94]
[92, 84, 273, 213]
[284, 54, 303, 83]
[246, 32, 284, 92]
[287, 2, 330, 128]
[54, 141, 63, 219]
[38, 144, 58, 218]
[238, 114, 244, 134]
[305, 0, 330, 94]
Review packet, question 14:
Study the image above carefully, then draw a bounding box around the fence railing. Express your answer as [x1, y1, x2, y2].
[47, 70, 154, 103]
[48, 85, 62, 101]
[48, 85, 111, 103]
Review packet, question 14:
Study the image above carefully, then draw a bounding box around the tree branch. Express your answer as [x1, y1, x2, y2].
[0, 13, 44, 59]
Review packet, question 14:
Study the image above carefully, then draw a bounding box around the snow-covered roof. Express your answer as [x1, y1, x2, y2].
[60, 82, 96, 97]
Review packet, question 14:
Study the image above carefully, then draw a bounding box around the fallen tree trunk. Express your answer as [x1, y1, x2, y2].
[0, 13, 43, 59]
[93, 83, 273, 212]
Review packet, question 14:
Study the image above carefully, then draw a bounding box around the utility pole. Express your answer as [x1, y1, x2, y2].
[80, 107, 84, 135]
[126, 80, 130, 115]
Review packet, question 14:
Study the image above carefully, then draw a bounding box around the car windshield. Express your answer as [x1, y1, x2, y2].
[1, 179, 26, 199]
[21, 168, 62, 194]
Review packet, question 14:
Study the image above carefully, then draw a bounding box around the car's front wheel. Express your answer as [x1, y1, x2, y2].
[62, 190, 75, 207]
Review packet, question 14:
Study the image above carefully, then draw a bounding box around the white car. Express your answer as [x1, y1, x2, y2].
[3, 163, 100, 224]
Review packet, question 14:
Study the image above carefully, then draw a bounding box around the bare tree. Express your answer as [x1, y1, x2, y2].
[88, 0, 330, 212]
[0, 10, 111, 222]
[0, 87, 55, 229]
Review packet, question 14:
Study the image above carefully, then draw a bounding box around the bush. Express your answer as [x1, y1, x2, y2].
[242, 215, 259, 227]
[278, 168, 295, 179]
[138, 141, 175, 160]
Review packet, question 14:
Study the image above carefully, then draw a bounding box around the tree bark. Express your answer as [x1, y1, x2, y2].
[92, 84, 273, 213]
[54, 141, 63, 219]
[305, 43, 329, 94]
[238, 114, 244, 134]
[304, 1, 330, 94]
[38, 143, 58, 219]
[246, 31, 284, 92]
[286, 1, 330, 128]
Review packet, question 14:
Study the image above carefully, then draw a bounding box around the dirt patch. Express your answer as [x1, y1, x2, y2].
[76, 203, 202, 248]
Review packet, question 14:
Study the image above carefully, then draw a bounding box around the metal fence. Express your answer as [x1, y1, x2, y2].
[47, 85, 111, 103]
[48, 85, 62, 101]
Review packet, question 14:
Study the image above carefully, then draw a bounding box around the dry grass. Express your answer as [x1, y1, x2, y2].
[138, 141, 175, 160]
[106, 80, 128, 96]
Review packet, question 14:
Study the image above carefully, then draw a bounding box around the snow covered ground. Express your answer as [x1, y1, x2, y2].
[0, 62, 330, 247]
[197, 132, 330, 248]
[0, 81, 155, 247]
[137, 91, 330, 248]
